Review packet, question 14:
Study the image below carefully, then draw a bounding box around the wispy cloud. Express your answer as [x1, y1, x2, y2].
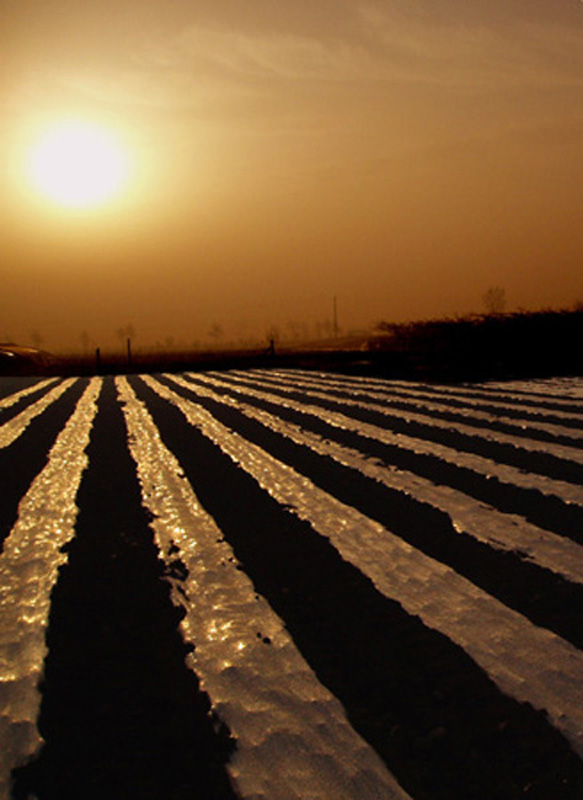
[6, 1, 583, 128]
[172, 26, 381, 81]
[358, 5, 583, 88]
[125, 8, 583, 109]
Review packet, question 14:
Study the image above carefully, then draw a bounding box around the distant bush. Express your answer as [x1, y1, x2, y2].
[371, 308, 583, 379]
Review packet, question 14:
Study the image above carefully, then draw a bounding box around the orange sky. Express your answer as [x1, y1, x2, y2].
[1, 0, 583, 352]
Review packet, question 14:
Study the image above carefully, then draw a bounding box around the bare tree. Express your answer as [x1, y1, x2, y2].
[118, 324, 135, 341]
[116, 323, 136, 363]
[482, 287, 506, 316]
[208, 323, 224, 348]
[265, 324, 280, 343]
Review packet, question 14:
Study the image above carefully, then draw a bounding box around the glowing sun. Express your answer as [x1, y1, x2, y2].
[27, 121, 131, 210]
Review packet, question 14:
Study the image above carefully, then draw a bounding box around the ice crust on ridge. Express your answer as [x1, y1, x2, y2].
[151, 373, 583, 759]
[0, 379, 74, 451]
[119, 376, 411, 800]
[222, 370, 583, 506]
[179, 372, 583, 586]
[235, 370, 583, 466]
[0, 379, 100, 800]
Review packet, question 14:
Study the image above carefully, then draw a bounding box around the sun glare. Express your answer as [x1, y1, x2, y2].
[27, 120, 131, 210]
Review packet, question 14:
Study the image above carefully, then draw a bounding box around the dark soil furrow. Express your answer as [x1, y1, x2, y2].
[0, 377, 44, 401]
[389, 406, 583, 448]
[362, 388, 583, 430]
[391, 382, 583, 414]
[0, 380, 59, 425]
[11, 377, 237, 800]
[325, 390, 582, 447]
[161, 376, 583, 651]
[0, 379, 88, 551]
[215, 374, 583, 485]
[134, 375, 583, 800]
[185, 374, 583, 546]
[256, 382, 583, 448]
[238, 373, 583, 414]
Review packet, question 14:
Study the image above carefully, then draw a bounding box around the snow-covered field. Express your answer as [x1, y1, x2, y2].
[2, 370, 583, 800]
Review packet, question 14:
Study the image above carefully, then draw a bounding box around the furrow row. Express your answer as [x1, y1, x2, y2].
[252, 369, 583, 439]
[233, 370, 583, 468]
[174, 372, 583, 586]
[210, 371, 583, 505]
[118, 375, 409, 800]
[2, 371, 583, 800]
[0, 379, 100, 800]
[142, 375, 583, 761]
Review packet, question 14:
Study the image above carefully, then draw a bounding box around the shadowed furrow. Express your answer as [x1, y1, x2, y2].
[0, 381, 75, 451]
[186, 372, 583, 584]
[0, 380, 88, 552]
[0, 378, 46, 403]
[166, 373, 583, 650]
[223, 372, 583, 485]
[117, 375, 409, 800]
[3, 369, 583, 800]
[266, 370, 583, 420]
[0, 380, 58, 421]
[269, 375, 583, 446]
[11, 377, 237, 800]
[131, 374, 583, 800]
[0, 379, 100, 799]
[422, 379, 583, 408]
[248, 370, 583, 441]
[190, 371, 583, 546]
[291, 372, 583, 411]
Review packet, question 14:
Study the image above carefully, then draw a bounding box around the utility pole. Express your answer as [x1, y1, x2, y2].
[333, 295, 339, 338]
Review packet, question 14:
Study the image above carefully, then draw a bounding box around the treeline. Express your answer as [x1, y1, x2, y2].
[370, 307, 583, 380]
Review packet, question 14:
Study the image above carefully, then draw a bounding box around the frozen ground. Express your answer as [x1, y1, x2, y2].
[1, 370, 583, 799]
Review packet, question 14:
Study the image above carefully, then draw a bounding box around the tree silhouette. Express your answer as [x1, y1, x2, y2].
[116, 324, 135, 344]
[265, 325, 280, 344]
[116, 324, 135, 364]
[208, 323, 224, 348]
[482, 287, 506, 316]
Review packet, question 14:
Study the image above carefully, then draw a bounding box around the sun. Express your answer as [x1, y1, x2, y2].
[27, 120, 131, 210]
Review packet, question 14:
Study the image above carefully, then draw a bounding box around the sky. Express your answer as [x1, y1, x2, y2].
[1, 0, 583, 352]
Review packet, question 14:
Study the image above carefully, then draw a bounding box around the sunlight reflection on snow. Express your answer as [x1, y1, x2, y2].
[0, 379, 101, 799]
[118, 375, 409, 800]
